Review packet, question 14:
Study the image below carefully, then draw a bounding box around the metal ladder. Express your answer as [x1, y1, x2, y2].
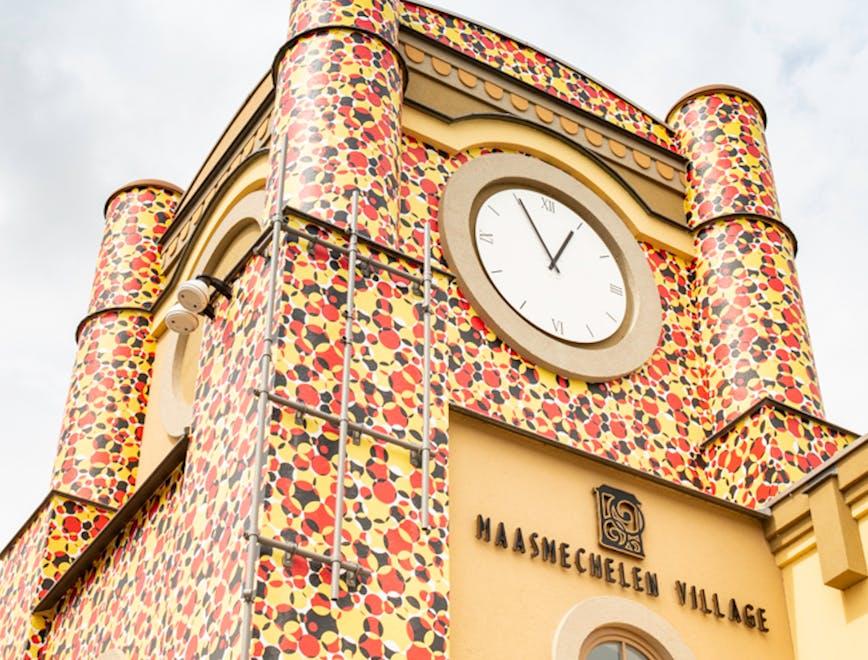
[239, 137, 435, 659]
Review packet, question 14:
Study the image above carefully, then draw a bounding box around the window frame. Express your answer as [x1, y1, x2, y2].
[580, 626, 662, 660]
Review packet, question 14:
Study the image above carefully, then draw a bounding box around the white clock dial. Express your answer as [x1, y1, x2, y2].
[475, 188, 627, 343]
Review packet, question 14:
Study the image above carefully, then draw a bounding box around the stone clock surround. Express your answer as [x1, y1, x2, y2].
[440, 152, 663, 382]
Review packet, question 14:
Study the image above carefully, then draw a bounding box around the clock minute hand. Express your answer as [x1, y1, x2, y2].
[516, 196, 561, 274]
[548, 230, 574, 271]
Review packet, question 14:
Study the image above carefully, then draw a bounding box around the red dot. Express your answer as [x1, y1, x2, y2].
[299, 634, 319, 657]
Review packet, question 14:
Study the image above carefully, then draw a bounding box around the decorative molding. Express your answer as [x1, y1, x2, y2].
[553, 596, 695, 660]
[400, 32, 687, 200]
[160, 73, 274, 249]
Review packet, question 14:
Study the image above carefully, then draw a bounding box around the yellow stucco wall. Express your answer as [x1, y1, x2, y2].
[449, 411, 794, 659]
[777, 501, 868, 659]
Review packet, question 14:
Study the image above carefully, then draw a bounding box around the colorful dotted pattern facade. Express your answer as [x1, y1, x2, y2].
[0, 493, 113, 658]
[288, 0, 400, 47]
[694, 218, 823, 433]
[399, 2, 675, 152]
[46, 469, 187, 658]
[247, 223, 451, 658]
[46, 254, 270, 657]
[0, 4, 858, 660]
[0, 182, 180, 657]
[0, 504, 51, 659]
[56, 183, 181, 508]
[38, 494, 113, 601]
[700, 402, 853, 508]
[87, 185, 180, 316]
[668, 90, 781, 228]
[52, 311, 155, 508]
[269, 0, 404, 248]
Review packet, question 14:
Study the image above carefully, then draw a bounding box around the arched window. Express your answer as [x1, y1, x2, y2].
[553, 597, 692, 660]
[581, 627, 662, 660]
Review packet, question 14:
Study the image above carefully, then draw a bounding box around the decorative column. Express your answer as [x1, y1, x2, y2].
[668, 87, 823, 434]
[268, 0, 405, 247]
[2, 179, 183, 658]
[52, 180, 183, 508]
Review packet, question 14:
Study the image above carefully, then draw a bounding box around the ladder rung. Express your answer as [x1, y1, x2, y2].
[280, 222, 426, 287]
[282, 204, 452, 281]
[261, 390, 424, 454]
[258, 536, 370, 576]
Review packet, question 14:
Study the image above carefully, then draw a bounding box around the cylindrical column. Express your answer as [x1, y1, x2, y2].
[668, 87, 823, 433]
[268, 0, 404, 246]
[52, 180, 182, 507]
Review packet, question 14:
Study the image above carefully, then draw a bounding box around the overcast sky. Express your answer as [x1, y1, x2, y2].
[1, 1, 866, 545]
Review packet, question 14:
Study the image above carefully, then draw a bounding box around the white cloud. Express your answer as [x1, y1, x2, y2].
[0, 0, 865, 544]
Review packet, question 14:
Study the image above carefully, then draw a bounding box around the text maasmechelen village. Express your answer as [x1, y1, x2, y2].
[475, 514, 770, 633]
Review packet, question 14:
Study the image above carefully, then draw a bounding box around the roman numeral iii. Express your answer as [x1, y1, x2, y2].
[610, 283, 623, 296]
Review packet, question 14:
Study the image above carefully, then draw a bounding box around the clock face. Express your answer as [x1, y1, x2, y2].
[475, 188, 627, 343]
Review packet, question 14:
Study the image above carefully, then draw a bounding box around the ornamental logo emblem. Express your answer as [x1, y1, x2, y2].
[594, 484, 645, 559]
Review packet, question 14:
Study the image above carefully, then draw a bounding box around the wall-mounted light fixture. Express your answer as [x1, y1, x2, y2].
[165, 275, 232, 334]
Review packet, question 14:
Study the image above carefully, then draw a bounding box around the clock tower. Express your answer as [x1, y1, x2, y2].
[1, 2, 865, 659]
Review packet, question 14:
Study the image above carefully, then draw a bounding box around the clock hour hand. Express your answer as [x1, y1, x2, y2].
[548, 230, 574, 271]
[516, 196, 561, 274]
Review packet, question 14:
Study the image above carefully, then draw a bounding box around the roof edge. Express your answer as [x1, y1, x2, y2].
[34, 436, 189, 613]
[103, 179, 184, 217]
[403, 1, 675, 135]
[666, 84, 768, 127]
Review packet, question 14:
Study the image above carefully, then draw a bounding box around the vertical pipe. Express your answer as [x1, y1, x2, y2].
[421, 223, 432, 531]
[240, 135, 288, 660]
[330, 190, 360, 601]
